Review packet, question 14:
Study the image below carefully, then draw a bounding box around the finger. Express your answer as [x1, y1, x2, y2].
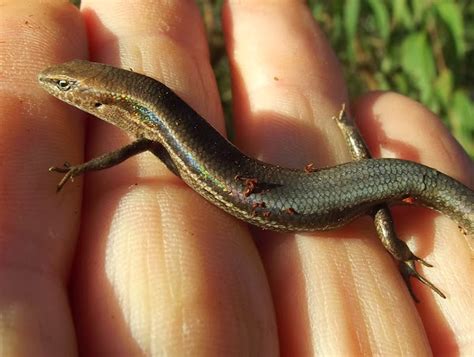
[0, 0, 87, 354]
[223, 1, 430, 355]
[353, 92, 474, 356]
[71, 0, 277, 355]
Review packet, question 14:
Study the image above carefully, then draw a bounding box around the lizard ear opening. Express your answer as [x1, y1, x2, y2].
[94, 102, 103, 108]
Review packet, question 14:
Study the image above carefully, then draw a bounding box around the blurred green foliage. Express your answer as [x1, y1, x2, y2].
[199, 0, 474, 157]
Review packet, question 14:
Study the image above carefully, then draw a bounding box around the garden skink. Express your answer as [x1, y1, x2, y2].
[38, 60, 474, 297]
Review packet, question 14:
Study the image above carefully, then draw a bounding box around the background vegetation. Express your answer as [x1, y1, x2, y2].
[199, 0, 474, 157]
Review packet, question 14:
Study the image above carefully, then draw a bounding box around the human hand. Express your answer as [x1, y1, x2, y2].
[1, 1, 473, 355]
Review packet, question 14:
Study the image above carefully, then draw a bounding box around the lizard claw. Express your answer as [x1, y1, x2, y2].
[399, 260, 446, 302]
[49, 162, 77, 192]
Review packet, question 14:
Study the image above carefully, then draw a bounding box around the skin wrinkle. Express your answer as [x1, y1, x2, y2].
[356, 242, 401, 353]
[309, 243, 351, 355]
[161, 230, 182, 329]
[341, 247, 370, 355]
[364, 263, 394, 353]
[366, 307, 383, 355]
[143, 226, 154, 351]
[152, 186, 237, 353]
[105, 194, 153, 352]
[149, 231, 169, 353]
[175, 236, 188, 355]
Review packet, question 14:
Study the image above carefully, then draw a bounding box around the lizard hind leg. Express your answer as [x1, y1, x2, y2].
[400, 260, 446, 302]
[373, 208, 445, 301]
[333, 104, 445, 301]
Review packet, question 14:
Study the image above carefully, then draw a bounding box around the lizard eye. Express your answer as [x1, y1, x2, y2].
[56, 79, 73, 91]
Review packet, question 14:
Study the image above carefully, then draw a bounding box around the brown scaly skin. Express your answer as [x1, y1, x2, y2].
[38, 60, 474, 300]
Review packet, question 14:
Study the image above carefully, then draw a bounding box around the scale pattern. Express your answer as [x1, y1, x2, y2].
[38, 60, 474, 234]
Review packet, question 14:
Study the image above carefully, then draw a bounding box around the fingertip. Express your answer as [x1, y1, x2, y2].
[352, 91, 473, 183]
